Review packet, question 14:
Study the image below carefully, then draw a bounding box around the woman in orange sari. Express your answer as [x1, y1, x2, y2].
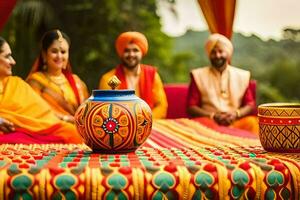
[27, 30, 89, 124]
[0, 36, 82, 144]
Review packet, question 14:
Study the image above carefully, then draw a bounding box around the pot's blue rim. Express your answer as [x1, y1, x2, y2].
[89, 89, 139, 101]
[92, 89, 135, 94]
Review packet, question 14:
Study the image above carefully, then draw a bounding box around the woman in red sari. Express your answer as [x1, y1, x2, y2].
[27, 30, 89, 124]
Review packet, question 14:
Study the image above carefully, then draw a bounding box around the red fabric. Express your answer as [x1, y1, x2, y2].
[197, 0, 236, 39]
[192, 117, 258, 139]
[114, 65, 127, 88]
[187, 74, 201, 107]
[0, 131, 65, 144]
[241, 85, 255, 107]
[0, 0, 17, 31]
[145, 117, 258, 150]
[115, 64, 156, 108]
[149, 129, 185, 148]
[246, 80, 258, 115]
[63, 69, 81, 104]
[164, 84, 189, 119]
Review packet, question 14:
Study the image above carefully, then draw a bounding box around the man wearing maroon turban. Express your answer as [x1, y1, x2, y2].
[99, 31, 168, 119]
[187, 33, 258, 134]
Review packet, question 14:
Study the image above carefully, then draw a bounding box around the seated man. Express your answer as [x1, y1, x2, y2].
[99, 31, 168, 119]
[187, 33, 258, 134]
[0, 36, 82, 143]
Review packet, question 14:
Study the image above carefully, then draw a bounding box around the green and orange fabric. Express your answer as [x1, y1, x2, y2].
[0, 118, 299, 199]
[0, 143, 298, 199]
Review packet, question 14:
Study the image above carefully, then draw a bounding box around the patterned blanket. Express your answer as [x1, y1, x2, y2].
[0, 118, 299, 199]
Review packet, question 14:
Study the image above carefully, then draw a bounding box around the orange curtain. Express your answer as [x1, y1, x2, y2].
[0, 0, 17, 32]
[197, 0, 236, 39]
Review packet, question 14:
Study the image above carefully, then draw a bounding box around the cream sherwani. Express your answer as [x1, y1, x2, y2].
[191, 65, 250, 113]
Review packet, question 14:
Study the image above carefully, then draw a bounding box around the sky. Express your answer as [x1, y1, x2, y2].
[158, 0, 300, 40]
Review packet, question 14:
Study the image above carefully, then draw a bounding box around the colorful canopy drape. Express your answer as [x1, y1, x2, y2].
[0, 0, 17, 32]
[197, 0, 236, 39]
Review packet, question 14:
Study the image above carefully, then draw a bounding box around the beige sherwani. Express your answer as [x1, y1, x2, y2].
[191, 65, 250, 113]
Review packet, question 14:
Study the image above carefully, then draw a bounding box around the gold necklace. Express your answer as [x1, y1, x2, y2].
[45, 73, 70, 102]
[46, 73, 67, 86]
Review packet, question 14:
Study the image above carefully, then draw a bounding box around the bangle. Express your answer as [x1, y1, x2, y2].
[209, 112, 215, 119]
[236, 109, 241, 118]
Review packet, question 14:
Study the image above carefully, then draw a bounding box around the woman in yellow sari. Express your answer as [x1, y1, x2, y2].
[27, 30, 89, 124]
[0, 36, 82, 143]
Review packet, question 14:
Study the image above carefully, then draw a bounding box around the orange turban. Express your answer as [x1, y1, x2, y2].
[205, 33, 233, 58]
[115, 32, 148, 57]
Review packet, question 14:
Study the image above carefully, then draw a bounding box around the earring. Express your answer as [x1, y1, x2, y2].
[42, 63, 47, 71]
[41, 58, 47, 70]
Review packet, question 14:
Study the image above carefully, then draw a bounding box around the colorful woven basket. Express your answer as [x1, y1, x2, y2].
[258, 103, 300, 152]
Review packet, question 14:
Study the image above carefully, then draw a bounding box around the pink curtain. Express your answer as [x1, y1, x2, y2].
[0, 0, 18, 32]
[197, 0, 236, 39]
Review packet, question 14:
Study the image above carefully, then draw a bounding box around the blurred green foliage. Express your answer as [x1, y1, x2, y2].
[2, 0, 173, 89]
[1, 0, 300, 104]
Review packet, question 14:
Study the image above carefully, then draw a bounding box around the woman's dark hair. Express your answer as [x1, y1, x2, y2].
[0, 37, 7, 53]
[41, 29, 71, 51]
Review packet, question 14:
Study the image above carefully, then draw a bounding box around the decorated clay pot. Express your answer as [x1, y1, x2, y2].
[258, 103, 300, 152]
[74, 76, 152, 153]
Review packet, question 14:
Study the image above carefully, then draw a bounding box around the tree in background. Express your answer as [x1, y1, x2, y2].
[171, 30, 300, 103]
[1, 0, 56, 79]
[2, 0, 174, 89]
[283, 28, 300, 42]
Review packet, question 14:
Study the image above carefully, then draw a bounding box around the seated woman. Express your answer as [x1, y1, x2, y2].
[27, 30, 89, 124]
[0, 36, 82, 144]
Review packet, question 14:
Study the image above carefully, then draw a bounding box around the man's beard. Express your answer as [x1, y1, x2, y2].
[122, 57, 140, 69]
[210, 57, 226, 68]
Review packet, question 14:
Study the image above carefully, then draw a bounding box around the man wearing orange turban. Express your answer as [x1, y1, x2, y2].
[187, 33, 259, 134]
[99, 31, 168, 119]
